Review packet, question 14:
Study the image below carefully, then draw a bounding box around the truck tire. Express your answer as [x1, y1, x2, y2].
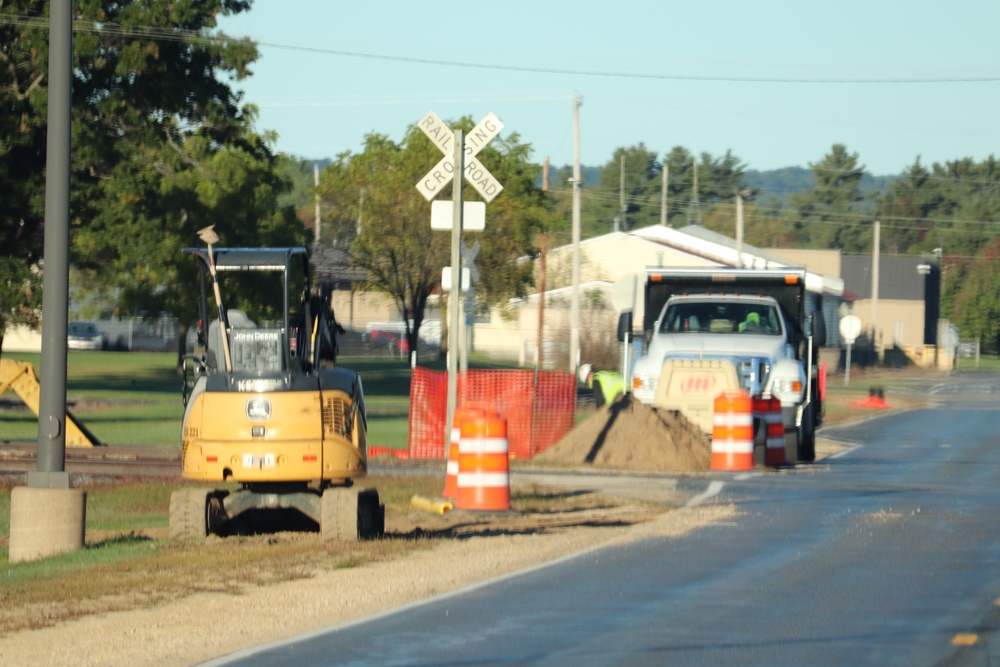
[799, 403, 816, 463]
[169, 488, 211, 541]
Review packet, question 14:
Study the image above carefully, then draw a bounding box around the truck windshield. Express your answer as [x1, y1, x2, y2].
[660, 302, 781, 335]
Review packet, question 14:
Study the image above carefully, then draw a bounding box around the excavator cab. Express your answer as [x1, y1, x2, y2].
[171, 246, 383, 542]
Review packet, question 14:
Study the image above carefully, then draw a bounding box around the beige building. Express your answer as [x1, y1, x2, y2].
[471, 224, 847, 367]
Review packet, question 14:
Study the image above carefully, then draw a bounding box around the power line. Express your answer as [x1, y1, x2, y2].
[4, 15, 1000, 85]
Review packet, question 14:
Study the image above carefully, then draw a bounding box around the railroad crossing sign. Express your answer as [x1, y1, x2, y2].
[416, 111, 504, 202]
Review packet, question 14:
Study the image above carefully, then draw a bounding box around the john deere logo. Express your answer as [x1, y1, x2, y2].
[246, 398, 272, 421]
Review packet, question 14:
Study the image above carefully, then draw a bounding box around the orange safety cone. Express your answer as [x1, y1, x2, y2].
[444, 404, 486, 499]
[456, 411, 511, 511]
[763, 396, 787, 466]
[711, 390, 754, 472]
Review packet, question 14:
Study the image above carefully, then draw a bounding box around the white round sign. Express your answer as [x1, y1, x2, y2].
[839, 314, 862, 343]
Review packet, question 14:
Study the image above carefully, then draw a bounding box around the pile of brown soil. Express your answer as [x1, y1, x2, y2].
[536, 394, 711, 472]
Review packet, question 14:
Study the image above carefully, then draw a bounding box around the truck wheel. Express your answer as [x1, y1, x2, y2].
[169, 488, 211, 541]
[798, 404, 816, 463]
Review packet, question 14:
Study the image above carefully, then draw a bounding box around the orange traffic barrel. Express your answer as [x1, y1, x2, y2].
[456, 411, 511, 511]
[444, 404, 487, 499]
[711, 390, 754, 471]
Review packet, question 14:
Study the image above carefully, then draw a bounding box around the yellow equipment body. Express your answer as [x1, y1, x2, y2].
[169, 246, 383, 542]
[181, 387, 366, 483]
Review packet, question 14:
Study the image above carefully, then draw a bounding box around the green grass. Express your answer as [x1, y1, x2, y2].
[1, 351, 525, 449]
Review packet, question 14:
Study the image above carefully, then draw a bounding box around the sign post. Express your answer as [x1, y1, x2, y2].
[840, 314, 862, 385]
[417, 112, 504, 452]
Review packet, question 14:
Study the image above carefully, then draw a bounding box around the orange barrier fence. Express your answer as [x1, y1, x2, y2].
[711, 390, 754, 472]
[408, 368, 576, 460]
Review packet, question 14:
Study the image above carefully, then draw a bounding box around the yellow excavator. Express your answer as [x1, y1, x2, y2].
[169, 233, 383, 541]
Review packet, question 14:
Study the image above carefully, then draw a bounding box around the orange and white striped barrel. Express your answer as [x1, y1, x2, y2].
[444, 404, 486, 499]
[456, 412, 510, 511]
[763, 396, 787, 466]
[711, 390, 754, 471]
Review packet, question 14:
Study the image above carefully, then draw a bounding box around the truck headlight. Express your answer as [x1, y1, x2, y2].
[772, 377, 803, 394]
[770, 376, 804, 402]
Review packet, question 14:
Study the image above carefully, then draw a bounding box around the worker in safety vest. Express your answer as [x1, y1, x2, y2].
[578, 363, 624, 408]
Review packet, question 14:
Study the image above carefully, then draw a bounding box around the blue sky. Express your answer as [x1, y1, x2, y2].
[219, 1, 1000, 176]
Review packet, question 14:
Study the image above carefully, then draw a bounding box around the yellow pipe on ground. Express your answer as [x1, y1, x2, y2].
[410, 495, 454, 515]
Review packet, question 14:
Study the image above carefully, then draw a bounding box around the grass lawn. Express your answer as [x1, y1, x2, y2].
[0, 350, 524, 450]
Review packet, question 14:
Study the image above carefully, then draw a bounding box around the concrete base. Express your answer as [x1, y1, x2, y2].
[9, 487, 87, 563]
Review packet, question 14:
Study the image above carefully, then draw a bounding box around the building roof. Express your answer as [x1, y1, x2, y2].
[627, 224, 844, 297]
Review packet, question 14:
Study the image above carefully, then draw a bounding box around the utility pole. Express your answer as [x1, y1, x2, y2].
[735, 190, 745, 268]
[570, 95, 582, 374]
[660, 163, 668, 226]
[871, 220, 881, 353]
[619, 154, 626, 232]
[314, 163, 321, 243]
[9, 0, 86, 564]
[690, 154, 701, 226]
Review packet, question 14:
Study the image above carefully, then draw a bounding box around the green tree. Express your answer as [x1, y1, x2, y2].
[591, 144, 662, 234]
[317, 118, 549, 356]
[789, 144, 871, 252]
[947, 238, 1000, 353]
[663, 147, 748, 228]
[0, 0, 299, 359]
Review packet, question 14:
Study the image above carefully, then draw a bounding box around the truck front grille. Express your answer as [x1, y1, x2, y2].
[737, 357, 769, 396]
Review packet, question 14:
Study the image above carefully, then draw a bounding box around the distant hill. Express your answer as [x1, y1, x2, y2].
[744, 167, 897, 207]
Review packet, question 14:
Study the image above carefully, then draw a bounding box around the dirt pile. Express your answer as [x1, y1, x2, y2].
[536, 394, 712, 472]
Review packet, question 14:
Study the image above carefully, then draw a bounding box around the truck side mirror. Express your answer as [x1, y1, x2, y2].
[617, 311, 633, 342]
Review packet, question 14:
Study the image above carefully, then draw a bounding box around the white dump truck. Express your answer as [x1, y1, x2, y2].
[628, 267, 825, 462]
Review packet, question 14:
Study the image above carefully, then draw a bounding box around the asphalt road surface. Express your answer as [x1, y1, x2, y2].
[205, 372, 1000, 667]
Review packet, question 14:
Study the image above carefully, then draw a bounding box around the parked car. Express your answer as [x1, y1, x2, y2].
[362, 329, 409, 355]
[67, 321, 105, 351]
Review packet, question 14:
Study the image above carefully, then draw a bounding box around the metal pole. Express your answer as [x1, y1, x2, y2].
[35, 0, 73, 485]
[735, 191, 744, 268]
[661, 163, 668, 226]
[445, 130, 464, 450]
[871, 220, 880, 353]
[569, 95, 582, 374]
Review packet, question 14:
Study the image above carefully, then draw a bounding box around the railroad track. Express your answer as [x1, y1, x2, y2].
[0, 443, 181, 478]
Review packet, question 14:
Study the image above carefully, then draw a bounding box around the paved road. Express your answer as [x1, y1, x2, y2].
[206, 372, 1000, 667]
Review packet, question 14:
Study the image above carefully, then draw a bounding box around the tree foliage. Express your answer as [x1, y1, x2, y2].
[316, 117, 549, 354]
[786, 144, 871, 252]
[0, 0, 301, 354]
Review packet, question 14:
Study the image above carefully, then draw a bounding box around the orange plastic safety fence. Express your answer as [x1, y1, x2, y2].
[408, 367, 576, 460]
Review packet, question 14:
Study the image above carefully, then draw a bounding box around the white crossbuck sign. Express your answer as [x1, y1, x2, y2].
[415, 112, 504, 203]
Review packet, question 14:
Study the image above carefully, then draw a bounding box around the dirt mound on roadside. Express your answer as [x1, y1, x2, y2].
[536, 393, 712, 472]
